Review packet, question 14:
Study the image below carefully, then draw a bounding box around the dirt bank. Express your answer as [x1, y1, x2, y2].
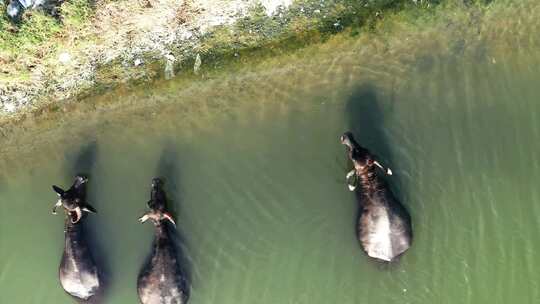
[0, 0, 301, 115]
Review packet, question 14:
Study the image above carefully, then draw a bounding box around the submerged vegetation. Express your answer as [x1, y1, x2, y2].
[1, 0, 538, 162]
[0, 0, 494, 57]
[0, 0, 521, 121]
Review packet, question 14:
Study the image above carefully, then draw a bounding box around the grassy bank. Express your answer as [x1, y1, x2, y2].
[0, 0, 506, 122]
[0, 0, 495, 59]
[3, 0, 538, 174]
[66, 0, 497, 91]
[0, 0, 93, 72]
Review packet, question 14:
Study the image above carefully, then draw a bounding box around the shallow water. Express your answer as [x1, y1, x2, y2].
[1, 2, 540, 303]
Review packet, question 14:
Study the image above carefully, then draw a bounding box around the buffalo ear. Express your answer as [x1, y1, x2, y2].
[52, 185, 65, 196]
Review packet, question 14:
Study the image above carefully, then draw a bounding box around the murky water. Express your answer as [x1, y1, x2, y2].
[2, 2, 540, 303]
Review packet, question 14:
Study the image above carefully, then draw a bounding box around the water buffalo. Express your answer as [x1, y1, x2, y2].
[51, 175, 101, 301]
[137, 178, 188, 304]
[340, 132, 412, 262]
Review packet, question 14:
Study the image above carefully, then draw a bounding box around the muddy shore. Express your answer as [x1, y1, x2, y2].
[1, 0, 535, 127]
[0, 0, 298, 117]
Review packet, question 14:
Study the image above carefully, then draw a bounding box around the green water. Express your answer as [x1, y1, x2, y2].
[1, 2, 540, 303]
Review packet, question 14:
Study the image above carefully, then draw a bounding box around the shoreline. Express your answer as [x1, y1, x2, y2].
[0, 0, 539, 174]
[1, 0, 537, 130]
[0, 0, 432, 123]
[0, 0, 293, 116]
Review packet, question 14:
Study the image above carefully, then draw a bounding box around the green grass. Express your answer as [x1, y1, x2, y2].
[79, 0, 494, 95]
[61, 0, 95, 28]
[0, 7, 61, 53]
[0, 0, 484, 64]
[0, 0, 499, 102]
[0, 0, 94, 59]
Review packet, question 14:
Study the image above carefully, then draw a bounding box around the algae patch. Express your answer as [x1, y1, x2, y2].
[0, 0, 533, 124]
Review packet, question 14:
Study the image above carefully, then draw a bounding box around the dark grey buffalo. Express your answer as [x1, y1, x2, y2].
[51, 175, 101, 301]
[137, 178, 188, 304]
[341, 132, 412, 262]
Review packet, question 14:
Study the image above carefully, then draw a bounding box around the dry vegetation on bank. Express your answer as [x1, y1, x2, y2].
[0, 0, 494, 120]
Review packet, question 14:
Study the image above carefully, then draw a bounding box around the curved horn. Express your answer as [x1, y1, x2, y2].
[71, 207, 83, 224]
[138, 213, 150, 223]
[374, 161, 393, 175]
[346, 169, 357, 191]
[52, 200, 62, 215]
[162, 212, 176, 227]
[82, 203, 97, 214]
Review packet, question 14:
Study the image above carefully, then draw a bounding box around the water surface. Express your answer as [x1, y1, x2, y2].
[1, 2, 540, 303]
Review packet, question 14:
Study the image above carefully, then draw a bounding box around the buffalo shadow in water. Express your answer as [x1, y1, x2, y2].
[145, 144, 192, 298]
[344, 84, 412, 267]
[345, 84, 397, 181]
[64, 141, 110, 304]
